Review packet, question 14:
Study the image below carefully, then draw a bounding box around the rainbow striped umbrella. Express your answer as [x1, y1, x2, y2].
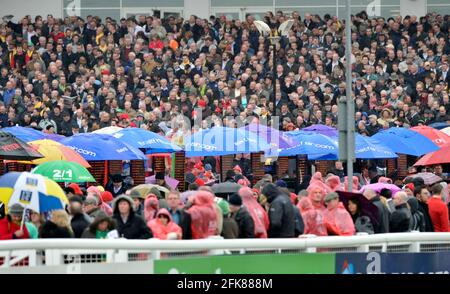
[0, 172, 68, 213]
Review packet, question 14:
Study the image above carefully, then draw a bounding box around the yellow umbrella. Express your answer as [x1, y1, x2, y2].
[15, 139, 91, 168]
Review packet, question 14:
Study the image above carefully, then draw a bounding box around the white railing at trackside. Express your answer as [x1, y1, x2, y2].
[1, 232, 450, 268]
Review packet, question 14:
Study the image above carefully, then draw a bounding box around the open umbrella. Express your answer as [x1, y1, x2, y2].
[337, 190, 379, 229]
[354, 135, 398, 159]
[409, 173, 443, 185]
[429, 122, 450, 130]
[411, 126, 450, 147]
[211, 182, 242, 195]
[0, 172, 68, 214]
[129, 184, 171, 199]
[112, 128, 182, 154]
[0, 131, 43, 160]
[243, 123, 296, 151]
[145, 175, 179, 189]
[301, 124, 338, 137]
[2, 126, 64, 142]
[359, 183, 402, 195]
[14, 139, 90, 167]
[59, 133, 146, 161]
[281, 131, 338, 158]
[372, 127, 439, 156]
[184, 127, 270, 157]
[32, 161, 95, 183]
[441, 127, 450, 136]
[414, 143, 450, 166]
[92, 126, 123, 135]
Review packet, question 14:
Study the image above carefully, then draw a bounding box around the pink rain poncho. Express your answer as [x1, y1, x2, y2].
[323, 202, 356, 236]
[144, 194, 159, 223]
[187, 191, 218, 239]
[343, 176, 360, 192]
[239, 187, 269, 238]
[87, 186, 113, 216]
[297, 197, 327, 236]
[307, 172, 332, 194]
[326, 175, 342, 191]
[148, 208, 183, 240]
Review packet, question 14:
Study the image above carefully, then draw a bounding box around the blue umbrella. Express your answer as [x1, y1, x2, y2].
[112, 128, 182, 154]
[283, 132, 397, 159]
[372, 127, 439, 156]
[2, 126, 63, 142]
[281, 131, 339, 158]
[301, 124, 338, 137]
[428, 122, 450, 130]
[243, 124, 296, 156]
[59, 133, 146, 161]
[184, 127, 270, 157]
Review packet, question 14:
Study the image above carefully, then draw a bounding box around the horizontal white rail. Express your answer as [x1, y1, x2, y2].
[0, 233, 450, 251]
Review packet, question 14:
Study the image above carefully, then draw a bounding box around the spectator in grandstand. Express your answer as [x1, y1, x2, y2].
[112, 195, 153, 239]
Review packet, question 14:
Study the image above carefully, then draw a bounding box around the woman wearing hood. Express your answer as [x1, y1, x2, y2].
[112, 195, 153, 239]
[148, 209, 183, 240]
[144, 194, 160, 223]
[323, 192, 355, 236]
[87, 186, 113, 217]
[187, 191, 218, 239]
[239, 187, 269, 238]
[82, 211, 116, 239]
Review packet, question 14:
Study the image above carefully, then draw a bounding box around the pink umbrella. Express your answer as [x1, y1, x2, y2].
[409, 173, 443, 185]
[145, 175, 179, 189]
[359, 183, 402, 195]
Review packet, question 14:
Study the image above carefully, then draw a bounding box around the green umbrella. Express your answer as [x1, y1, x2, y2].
[32, 160, 95, 183]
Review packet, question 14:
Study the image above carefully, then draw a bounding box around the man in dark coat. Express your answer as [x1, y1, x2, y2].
[106, 174, 130, 198]
[414, 186, 434, 232]
[166, 191, 192, 239]
[262, 183, 295, 238]
[112, 195, 153, 239]
[363, 189, 390, 233]
[389, 192, 412, 233]
[68, 196, 91, 238]
[228, 194, 255, 239]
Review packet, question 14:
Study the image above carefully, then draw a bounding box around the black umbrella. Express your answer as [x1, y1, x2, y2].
[337, 190, 380, 228]
[0, 131, 44, 160]
[212, 182, 242, 199]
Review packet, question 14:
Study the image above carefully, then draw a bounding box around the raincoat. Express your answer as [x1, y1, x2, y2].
[239, 187, 269, 238]
[323, 202, 356, 236]
[0, 215, 30, 240]
[87, 186, 113, 216]
[326, 175, 342, 191]
[148, 209, 183, 240]
[297, 197, 327, 236]
[187, 191, 218, 239]
[344, 176, 360, 192]
[144, 194, 159, 223]
[307, 172, 332, 194]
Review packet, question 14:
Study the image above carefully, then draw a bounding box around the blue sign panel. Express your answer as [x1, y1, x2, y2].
[336, 252, 450, 274]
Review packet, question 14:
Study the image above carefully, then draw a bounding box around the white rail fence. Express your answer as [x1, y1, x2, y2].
[1, 233, 450, 268]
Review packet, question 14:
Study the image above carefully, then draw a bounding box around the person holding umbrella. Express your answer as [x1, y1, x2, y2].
[0, 204, 30, 240]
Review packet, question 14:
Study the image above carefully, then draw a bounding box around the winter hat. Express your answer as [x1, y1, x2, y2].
[228, 193, 242, 206]
[113, 194, 135, 212]
[324, 192, 339, 203]
[8, 203, 25, 215]
[68, 183, 83, 196]
[215, 198, 230, 216]
[405, 183, 415, 192]
[101, 191, 114, 203]
[275, 179, 287, 188]
[69, 195, 84, 206]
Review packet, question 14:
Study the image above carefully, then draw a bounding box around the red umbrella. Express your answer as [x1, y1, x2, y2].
[414, 143, 450, 166]
[410, 126, 450, 147]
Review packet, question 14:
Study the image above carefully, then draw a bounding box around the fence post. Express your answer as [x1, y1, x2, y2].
[409, 242, 421, 253]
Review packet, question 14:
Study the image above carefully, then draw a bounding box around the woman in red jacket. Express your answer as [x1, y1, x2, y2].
[0, 204, 30, 240]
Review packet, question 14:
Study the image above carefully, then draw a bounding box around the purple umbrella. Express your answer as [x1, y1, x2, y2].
[302, 124, 338, 137]
[359, 183, 402, 195]
[337, 190, 379, 229]
[145, 175, 179, 189]
[243, 124, 296, 150]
